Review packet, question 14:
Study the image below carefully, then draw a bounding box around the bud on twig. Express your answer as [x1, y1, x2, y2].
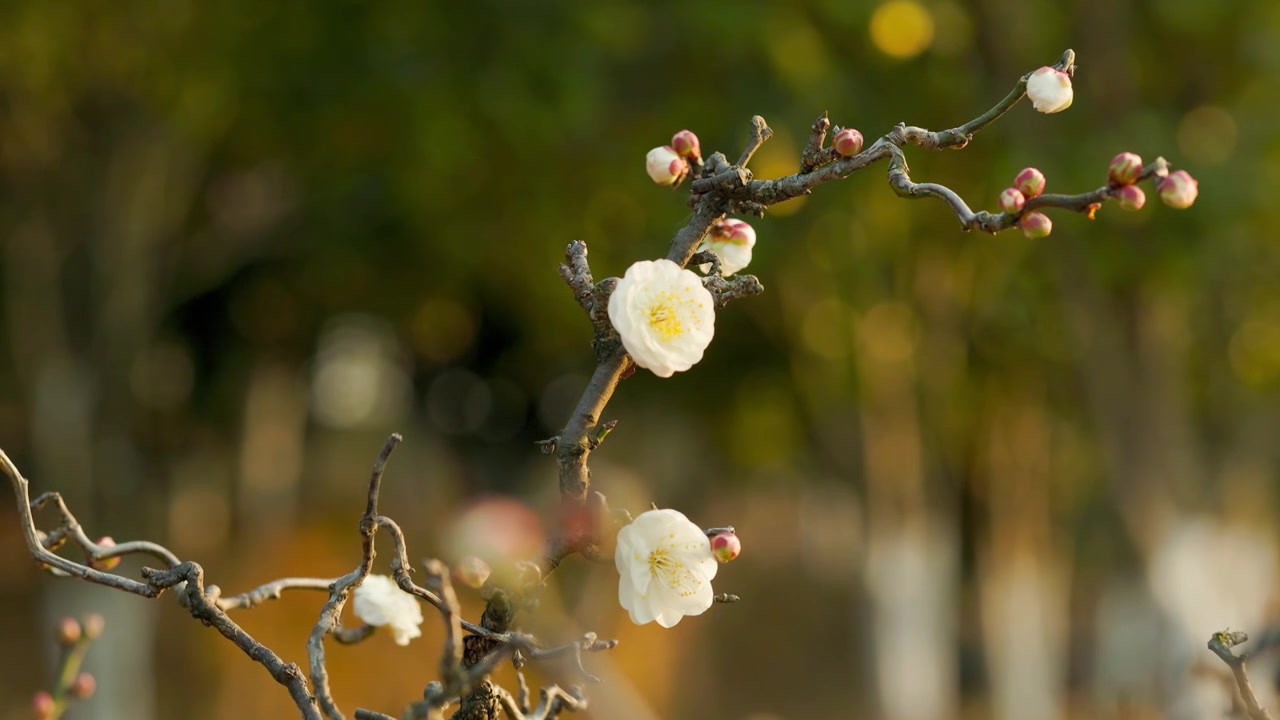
[1108, 152, 1143, 186]
[645, 146, 689, 187]
[710, 531, 741, 563]
[89, 537, 120, 571]
[56, 617, 81, 646]
[1158, 170, 1199, 209]
[1025, 66, 1073, 114]
[32, 691, 56, 720]
[998, 188, 1025, 213]
[671, 130, 701, 160]
[81, 613, 105, 640]
[68, 673, 96, 700]
[1114, 184, 1146, 211]
[1019, 211, 1053, 239]
[1014, 168, 1046, 199]
[832, 128, 864, 157]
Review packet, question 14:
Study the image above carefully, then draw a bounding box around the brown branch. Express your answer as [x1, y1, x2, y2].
[212, 577, 335, 611]
[1208, 630, 1274, 720]
[735, 115, 774, 167]
[143, 562, 321, 719]
[800, 112, 831, 172]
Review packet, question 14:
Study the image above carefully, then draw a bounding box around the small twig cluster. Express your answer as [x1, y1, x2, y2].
[30, 614, 103, 719]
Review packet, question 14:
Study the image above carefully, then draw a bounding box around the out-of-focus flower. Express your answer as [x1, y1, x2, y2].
[671, 130, 701, 160]
[1014, 168, 1046, 199]
[56, 617, 81, 646]
[697, 218, 756, 277]
[1019, 211, 1053, 239]
[615, 509, 718, 628]
[1114, 184, 1146, 211]
[1158, 170, 1199, 209]
[646, 146, 689, 186]
[454, 556, 491, 589]
[353, 574, 423, 646]
[32, 692, 56, 720]
[833, 128, 864, 157]
[68, 673, 96, 700]
[710, 531, 741, 563]
[607, 260, 715, 378]
[1108, 152, 1143, 186]
[82, 613, 105, 640]
[1025, 66, 1073, 114]
[998, 188, 1026, 213]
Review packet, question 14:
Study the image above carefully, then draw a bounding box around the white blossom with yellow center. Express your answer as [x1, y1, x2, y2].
[608, 259, 715, 378]
[615, 508, 718, 627]
[353, 574, 423, 646]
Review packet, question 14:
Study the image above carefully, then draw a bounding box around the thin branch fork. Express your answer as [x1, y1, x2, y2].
[1209, 630, 1274, 720]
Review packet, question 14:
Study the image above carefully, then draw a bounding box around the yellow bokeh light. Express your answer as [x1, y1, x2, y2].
[869, 0, 935, 60]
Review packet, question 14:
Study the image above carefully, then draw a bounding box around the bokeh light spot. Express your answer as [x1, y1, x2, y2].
[869, 1, 934, 60]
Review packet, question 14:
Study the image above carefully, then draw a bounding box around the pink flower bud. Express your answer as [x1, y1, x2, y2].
[1019, 211, 1053, 239]
[832, 128, 864, 157]
[1014, 168, 1046, 199]
[82, 613, 105, 640]
[645, 146, 689, 186]
[68, 673, 96, 700]
[32, 691, 56, 719]
[1108, 152, 1143, 186]
[89, 537, 120, 571]
[1114, 184, 1146, 211]
[56, 617, 82, 646]
[1157, 170, 1198, 209]
[998, 187, 1025, 213]
[671, 130, 700, 160]
[710, 531, 741, 563]
[453, 556, 491, 589]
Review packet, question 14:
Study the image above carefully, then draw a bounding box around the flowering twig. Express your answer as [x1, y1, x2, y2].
[1208, 630, 1274, 720]
[32, 614, 103, 720]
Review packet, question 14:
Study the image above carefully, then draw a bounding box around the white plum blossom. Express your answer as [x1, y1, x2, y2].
[1025, 66, 1073, 114]
[697, 219, 756, 277]
[353, 574, 423, 646]
[607, 259, 715, 378]
[645, 146, 688, 186]
[615, 509, 718, 628]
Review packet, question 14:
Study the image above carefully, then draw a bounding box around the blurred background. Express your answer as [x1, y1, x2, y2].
[0, 0, 1276, 718]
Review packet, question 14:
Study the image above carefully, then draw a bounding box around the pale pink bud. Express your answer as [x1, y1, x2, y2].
[1025, 66, 1073, 114]
[32, 691, 56, 719]
[454, 556, 491, 589]
[645, 146, 688, 186]
[711, 531, 741, 563]
[671, 130, 701, 160]
[89, 537, 120, 571]
[68, 673, 95, 700]
[82, 613, 105, 640]
[1114, 184, 1146, 211]
[998, 187, 1025, 213]
[1019, 211, 1053, 239]
[56, 617, 82, 646]
[1158, 170, 1198, 209]
[1108, 152, 1143, 186]
[1014, 167, 1046, 199]
[832, 128, 864, 157]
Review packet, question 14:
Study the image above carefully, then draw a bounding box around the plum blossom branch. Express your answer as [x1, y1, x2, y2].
[1209, 630, 1274, 720]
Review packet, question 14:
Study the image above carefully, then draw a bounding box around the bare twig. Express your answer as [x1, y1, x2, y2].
[1208, 630, 1274, 720]
[143, 562, 321, 719]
